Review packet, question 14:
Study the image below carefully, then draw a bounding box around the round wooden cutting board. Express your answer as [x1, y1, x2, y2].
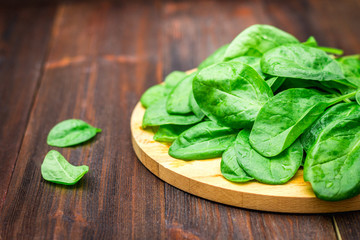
[131, 102, 360, 213]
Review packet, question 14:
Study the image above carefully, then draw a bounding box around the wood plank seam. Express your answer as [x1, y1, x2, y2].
[332, 216, 342, 240]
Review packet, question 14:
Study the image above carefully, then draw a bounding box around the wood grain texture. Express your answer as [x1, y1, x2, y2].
[0, 6, 55, 211]
[0, 0, 359, 239]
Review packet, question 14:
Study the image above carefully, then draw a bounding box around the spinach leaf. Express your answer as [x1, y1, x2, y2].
[167, 72, 197, 115]
[193, 62, 273, 129]
[198, 44, 229, 70]
[261, 44, 345, 81]
[337, 55, 360, 88]
[153, 124, 193, 143]
[301, 103, 360, 152]
[224, 24, 299, 60]
[249, 88, 355, 157]
[142, 99, 203, 128]
[41, 150, 89, 185]
[356, 90, 360, 105]
[235, 130, 303, 184]
[140, 84, 166, 108]
[189, 91, 205, 118]
[164, 71, 187, 94]
[47, 119, 101, 147]
[303, 111, 360, 201]
[230, 56, 266, 78]
[265, 76, 286, 92]
[303, 36, 343, 55]
[220, 142, 253, 182]
[169, 121, 238, 160]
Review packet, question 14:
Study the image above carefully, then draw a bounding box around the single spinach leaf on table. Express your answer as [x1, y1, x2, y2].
[198, 44, 229, 70]
[301, 103, 360, 152]
[235, 130, 303, 184]
[47, 119, 101, 147]
[140, 84, 166, 108]
[230, 56, 266, 79]
[142, 98, 203, 128]
[153, 124, 194, 143]
[167, 72, 197, 115]
[249, 88, 356, 157]
[164, 71, 187, 94]
[261, 44, 344, 81]
[224, 24, 299, 60]
[41, 150, 89, 185]
[303, 111, 360, 201]
[169, 121, 238, 160]
[193, 61, 273, 129]
[220, 142, 253, 182]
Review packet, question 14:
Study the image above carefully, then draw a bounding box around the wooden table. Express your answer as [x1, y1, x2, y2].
[1, 0, 359, 239]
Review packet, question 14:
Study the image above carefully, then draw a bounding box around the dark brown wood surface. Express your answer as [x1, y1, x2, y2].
[0, 0, 359, 239]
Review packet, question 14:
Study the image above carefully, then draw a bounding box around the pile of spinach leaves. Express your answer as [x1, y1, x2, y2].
[140, 24, 360, 201]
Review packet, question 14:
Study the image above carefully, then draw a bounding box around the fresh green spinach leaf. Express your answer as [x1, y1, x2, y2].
[221, 142, 253, 182]
[169, 121, 238, 160]
[261, 44, 344, 81]
[301, 103, 360, 152]
[224, 24, 299, 60]
[140, 84, 166, 108]
[303, 36, 343, 55]
[336, 55, 360, 88]
[41, 150, 89, 185]
[265, 76, 286, 92]
[47, 119, 101, 147]
[235, 130, 303, 184]
[356, 90, 360, 105]
[230, 56, 266, 78]
[142, 99, 203, 128]
[153, 124, 194, 143]
[249, 88, 355, 157]
[303, 111, 360, 201]
[164, 71, 187, 94]
[193, 61, 273, 129]
[167, 72, 197, 115]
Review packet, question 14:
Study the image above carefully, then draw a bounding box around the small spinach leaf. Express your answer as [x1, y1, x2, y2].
[235, 130, 303, 184]
[198, 44, 229, 70]
[47, 119, 101, 147]
[41, 150, 89, 185]
[164, 71, 187, 94]
[167, 72, 197, 115]
[193, 62, 273, 129]
[169, 121, 238, 160]
[301, 103, 360, 152]
[140, 84, 166, 108]
[303, 111, 360, 201]
[153, 124, 194, 143]
[142, 99, 203, 128]
[224, 24, 299, 60]
[221, 142, 253, 182]
[249, 88, 354, 157]
[261, 44, 344, 81]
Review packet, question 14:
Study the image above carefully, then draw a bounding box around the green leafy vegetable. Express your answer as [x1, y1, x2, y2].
[303, 36, 344, 55]
[265, 76, 286, 92]
[142, 99, 203, 128]
[193, 61, 273, 129]
[198, 44, 229, 70]
[153, 124, 193, 143]
[224, 24, 299, 60]
[47, 119, 101, 147]
[169, 121, 237, 160]
[301, 103, 360, 152]
[189, 91, 205, 118]
[41, 150, 89, 185]
[303, 110, 360, 201]
[337, 55, 360, 88]
[167, 72, 197, 115]
[230, 56, 266, 78]
[261, 44, 344, 81]
[140, 84, 166, 108]
[356, 90, 360, 105]
[249, 88, 355, 157]
[235, 130, 303, 184]
[164, 71, 187, 94]
[220, 142, 253, 182]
